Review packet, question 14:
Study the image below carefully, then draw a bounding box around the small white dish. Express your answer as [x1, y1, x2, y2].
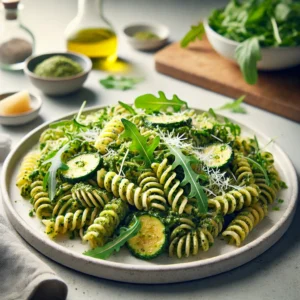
[124, 23, 169, 50]
[204, 20, 300, 70]
[24, 52, 92, 96]
[0, 92, 42, 126]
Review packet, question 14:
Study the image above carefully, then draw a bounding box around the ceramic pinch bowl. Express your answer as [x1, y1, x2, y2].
[203, 20, 300, 71]
[124, 23, 169, 51]
[0, 91, 42, 126]
[24, 52, 92, 96]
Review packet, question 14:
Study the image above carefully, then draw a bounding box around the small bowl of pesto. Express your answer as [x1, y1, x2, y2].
[124, 23, 169, 50]
[24, 52, 92, 96]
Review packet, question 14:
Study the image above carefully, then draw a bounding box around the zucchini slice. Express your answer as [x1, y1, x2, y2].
[146, 115, 192, 128]
[62, 153, 101, 183]
[127, 214, 167, 260]
[202, 144, 233, 168]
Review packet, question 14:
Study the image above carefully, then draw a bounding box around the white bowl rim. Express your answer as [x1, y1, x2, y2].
[123, 22, 170, 41]
[0, 91, 42, 119]
[24, 51, 92, 82]
[203, 19, 300, 50]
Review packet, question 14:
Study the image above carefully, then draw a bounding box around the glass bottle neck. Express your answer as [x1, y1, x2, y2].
[78, 0, 103, 18]
[4, 8, 18, 21]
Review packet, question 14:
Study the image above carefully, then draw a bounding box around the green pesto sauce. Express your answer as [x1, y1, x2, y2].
[133, 31, 160, 41]
[34, 55, 83, 78]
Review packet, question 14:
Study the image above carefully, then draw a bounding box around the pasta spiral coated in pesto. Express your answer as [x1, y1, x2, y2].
[43, 207, 100, 239]
[208, 184, 260, 215]
[16, 151, 40, 198]
[95, 117, 124, 154]
[52, 183, 76, 217]
[72, 182, 112, 209]
[169, 215, 223, 258]
[232, 153, 254, 185]
[30, 180, 53, 219]
[151, 158, 196, 214]
[83, 198, 129, 248]
[97, 168, 167, 211]
[222, 201, 268, 246]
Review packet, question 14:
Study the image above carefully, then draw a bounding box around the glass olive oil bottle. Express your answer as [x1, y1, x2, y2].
[65, 0, 117, 66]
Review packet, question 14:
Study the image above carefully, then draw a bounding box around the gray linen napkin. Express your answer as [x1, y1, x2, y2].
[0, 215, 68, 300]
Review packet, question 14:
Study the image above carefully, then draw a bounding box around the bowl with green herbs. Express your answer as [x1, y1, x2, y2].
[181, 0, 300, 85]
[24, 52, 92, 96]
[124, 23, 169, 50]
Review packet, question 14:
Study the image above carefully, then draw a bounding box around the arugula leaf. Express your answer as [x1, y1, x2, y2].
[244, 156, 270, 186]
[235, 37, 261, 85]
[275, 3, 290, 22]
[100, 76, 143, 91]
[168, 145, 208, 213]
[218, 95, 247, 114]
[50, 101, 87, 129]
[208, 108, 217, 119]
[181, 22, 205, 48]
[120, 119, 160, 167]
[42, 143, 70, 201]
[118, 101, 137, 115]
[83, 216, 141, 259]
[135, 91, 188, 112]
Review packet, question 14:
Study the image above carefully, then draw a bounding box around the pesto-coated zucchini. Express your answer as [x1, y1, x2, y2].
[62, 153, 102, 183]
[202, 143, 233, 168]
[127, 214, 167, 260]
[146, 115, 192, 128]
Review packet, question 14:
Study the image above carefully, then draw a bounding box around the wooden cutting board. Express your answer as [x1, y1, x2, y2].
[155, 38, 300, 123]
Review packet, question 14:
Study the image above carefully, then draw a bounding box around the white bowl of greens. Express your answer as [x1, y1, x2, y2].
[182, 0, 300, 85]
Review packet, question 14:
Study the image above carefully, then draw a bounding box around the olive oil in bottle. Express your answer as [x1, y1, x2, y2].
[65, 0, 117, 67]
[67, 28, 117, 64]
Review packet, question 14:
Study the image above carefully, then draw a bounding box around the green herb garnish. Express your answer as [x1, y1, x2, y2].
[244, 156, 271, 186]
[42, 143, 70, 201]
[181, 0, 300, 84]
[135, 91, 188, 113]
[180, 23, 205, 48]
[134, 31, 159, 41]
[235, 37, 261, 85]
[83, 216, 141, 259]
[50, 101, 87, 129]
[208, 108, 217, 119]
[118, 101, 137, 115]
[218, 95, 247, 114]
[168, 145, 208, 213]
[100, 76, 143, 91]
[120, 119, 160, 168]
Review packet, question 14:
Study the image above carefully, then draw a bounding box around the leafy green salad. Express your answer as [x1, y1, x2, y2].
[181, 0, 300, 84]
[16, 92, 286, 260]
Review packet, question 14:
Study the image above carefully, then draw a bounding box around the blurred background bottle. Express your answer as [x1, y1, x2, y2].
[65, 0, 117, 68]
[0, 0, 35, 71]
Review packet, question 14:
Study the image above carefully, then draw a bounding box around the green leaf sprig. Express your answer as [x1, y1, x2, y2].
[100, 76, 143, 91]
[218, 95, 247, 114]
[135, 91, 188, 113]
[83, 216, 141, 259]
[180, 22, 205, 48]
[50, 101, 87, 129]
[235, 37, 261, 85]
[182, 0, 300, 85]
[42, 142, 70, 201]
[168, 145, 208, 213]
[118, 101, 137, 115]
[120, 119, 160, 168]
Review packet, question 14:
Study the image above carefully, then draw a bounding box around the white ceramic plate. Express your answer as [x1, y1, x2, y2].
[1, 106, 298, 284]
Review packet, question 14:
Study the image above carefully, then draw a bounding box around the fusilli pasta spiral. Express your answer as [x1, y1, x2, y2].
[222, 201, 268, 246]
[83, 198, 129, 248]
